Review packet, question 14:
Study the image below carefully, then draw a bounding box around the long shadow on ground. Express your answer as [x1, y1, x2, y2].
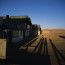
[59, 36, 65, 39]
[49, 39, 65, 65]
[1, 38, 51, 65]
[13, 36, 38, 49]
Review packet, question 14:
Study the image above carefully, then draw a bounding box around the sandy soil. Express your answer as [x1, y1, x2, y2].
[18, 29, 65, 65]
[0, 29, 65, 65]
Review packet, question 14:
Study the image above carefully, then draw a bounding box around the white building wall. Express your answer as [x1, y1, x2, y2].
[38, 30, 40, 35]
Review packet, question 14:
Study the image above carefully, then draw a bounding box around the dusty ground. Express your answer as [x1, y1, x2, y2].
[19, 29, 65, 65]
[42, 29, 65, 65]
[0, 29, 65, 65]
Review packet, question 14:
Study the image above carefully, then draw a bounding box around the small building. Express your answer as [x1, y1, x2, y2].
[32, 24, 41, 36]
[37, 25, 41, 35]
[32, 24, 37, 36]
[0, 15, 32, 43]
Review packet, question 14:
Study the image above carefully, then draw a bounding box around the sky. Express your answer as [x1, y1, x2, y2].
[0, 0, 65, 29]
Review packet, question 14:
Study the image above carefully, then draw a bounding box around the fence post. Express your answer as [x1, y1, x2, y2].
[6, 30, 12, 60]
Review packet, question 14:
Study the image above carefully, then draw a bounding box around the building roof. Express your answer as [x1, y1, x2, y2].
[1, 15, 28, 19]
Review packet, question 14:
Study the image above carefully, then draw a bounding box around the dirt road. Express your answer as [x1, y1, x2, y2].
[1, 29, 65, 65]
[18, 29, 65, 65]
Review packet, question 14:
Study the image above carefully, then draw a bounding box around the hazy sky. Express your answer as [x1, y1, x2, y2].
[0, 0, 65, 29]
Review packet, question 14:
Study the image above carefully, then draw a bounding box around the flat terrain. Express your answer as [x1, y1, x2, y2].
[0, 29, 65, 65]
[42, 29, 65, 65]
[19, 29, 65, 65]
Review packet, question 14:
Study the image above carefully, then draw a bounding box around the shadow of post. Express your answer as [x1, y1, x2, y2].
[31, 38, 51, 65]
[14, 36, 38, 49]
[32, 37, 42, 54]
[24, 37, 38, 52]
[59, 36, 65, 39]
[5, 37, 43, 64]
[24, 37, 38, 47]
[0, 36, 52, 65]
[49, 39, 65, 65]
[37, 37, 44, 55]
[42, 38, 51, 65]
